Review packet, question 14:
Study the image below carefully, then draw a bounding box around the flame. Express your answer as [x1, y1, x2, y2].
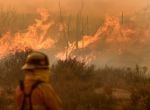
[1, 8, 149, 66]
[56, 42, 76, 60]
[78, 16, 135, 49]
[55, 14, 150, 66]
[0, 9, 55, 58]
[56, 16, 135, 62]
[77, 53, 96, 65]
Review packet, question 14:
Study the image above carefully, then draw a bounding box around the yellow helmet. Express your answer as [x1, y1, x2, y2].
[22, 51, 49, 70]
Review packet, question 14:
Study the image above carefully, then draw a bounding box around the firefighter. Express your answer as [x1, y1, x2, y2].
[15, 51, 63, 110]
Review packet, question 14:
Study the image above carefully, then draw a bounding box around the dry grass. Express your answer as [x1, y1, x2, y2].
[0, 53, 149, 110]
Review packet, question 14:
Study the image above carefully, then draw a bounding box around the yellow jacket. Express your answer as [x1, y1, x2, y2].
[15, 70, 63, 110]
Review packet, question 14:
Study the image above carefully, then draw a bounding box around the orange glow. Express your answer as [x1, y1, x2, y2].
[0, 7, 149, 65]
[55, 16, 136, 62]
[0, 9, 55, 58]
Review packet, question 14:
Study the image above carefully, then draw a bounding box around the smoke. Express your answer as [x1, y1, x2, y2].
[0, 0, 149, 67]
[54, 13, 150, 67]
[0, 0, 148, 15]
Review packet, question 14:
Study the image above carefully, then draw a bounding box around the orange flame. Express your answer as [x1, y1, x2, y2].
[56, 16, 135, 62]
[78, 16, 135, 49]
[1, 9, 149, 66]
[0, 9, 55, 58]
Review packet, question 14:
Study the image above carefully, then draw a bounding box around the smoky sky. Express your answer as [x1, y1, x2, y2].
[0, 0, 148, 15]
[0, 0, 149, 67]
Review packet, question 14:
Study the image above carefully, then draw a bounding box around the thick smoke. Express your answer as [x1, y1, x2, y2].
[0, 0, 149, 67]
[0, 0, 148, 15]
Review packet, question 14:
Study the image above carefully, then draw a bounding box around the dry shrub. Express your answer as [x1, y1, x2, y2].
[128, 83, 150, 110]
[0, 50, 30, 110]
[0, 55, 149, 110]
[51, 58, 116, 110]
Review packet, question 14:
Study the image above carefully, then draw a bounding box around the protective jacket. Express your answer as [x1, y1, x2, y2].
[15, 79, 63, 110]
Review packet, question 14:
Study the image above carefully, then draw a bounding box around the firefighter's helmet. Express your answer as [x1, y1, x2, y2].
[22, 51, 49, 70]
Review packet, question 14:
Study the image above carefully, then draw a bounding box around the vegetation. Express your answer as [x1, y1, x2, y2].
[0, 53, 149, 110]
[51, 58, 150, 110]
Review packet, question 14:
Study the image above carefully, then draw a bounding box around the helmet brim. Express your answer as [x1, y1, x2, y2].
[22, 64, 49, 70]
